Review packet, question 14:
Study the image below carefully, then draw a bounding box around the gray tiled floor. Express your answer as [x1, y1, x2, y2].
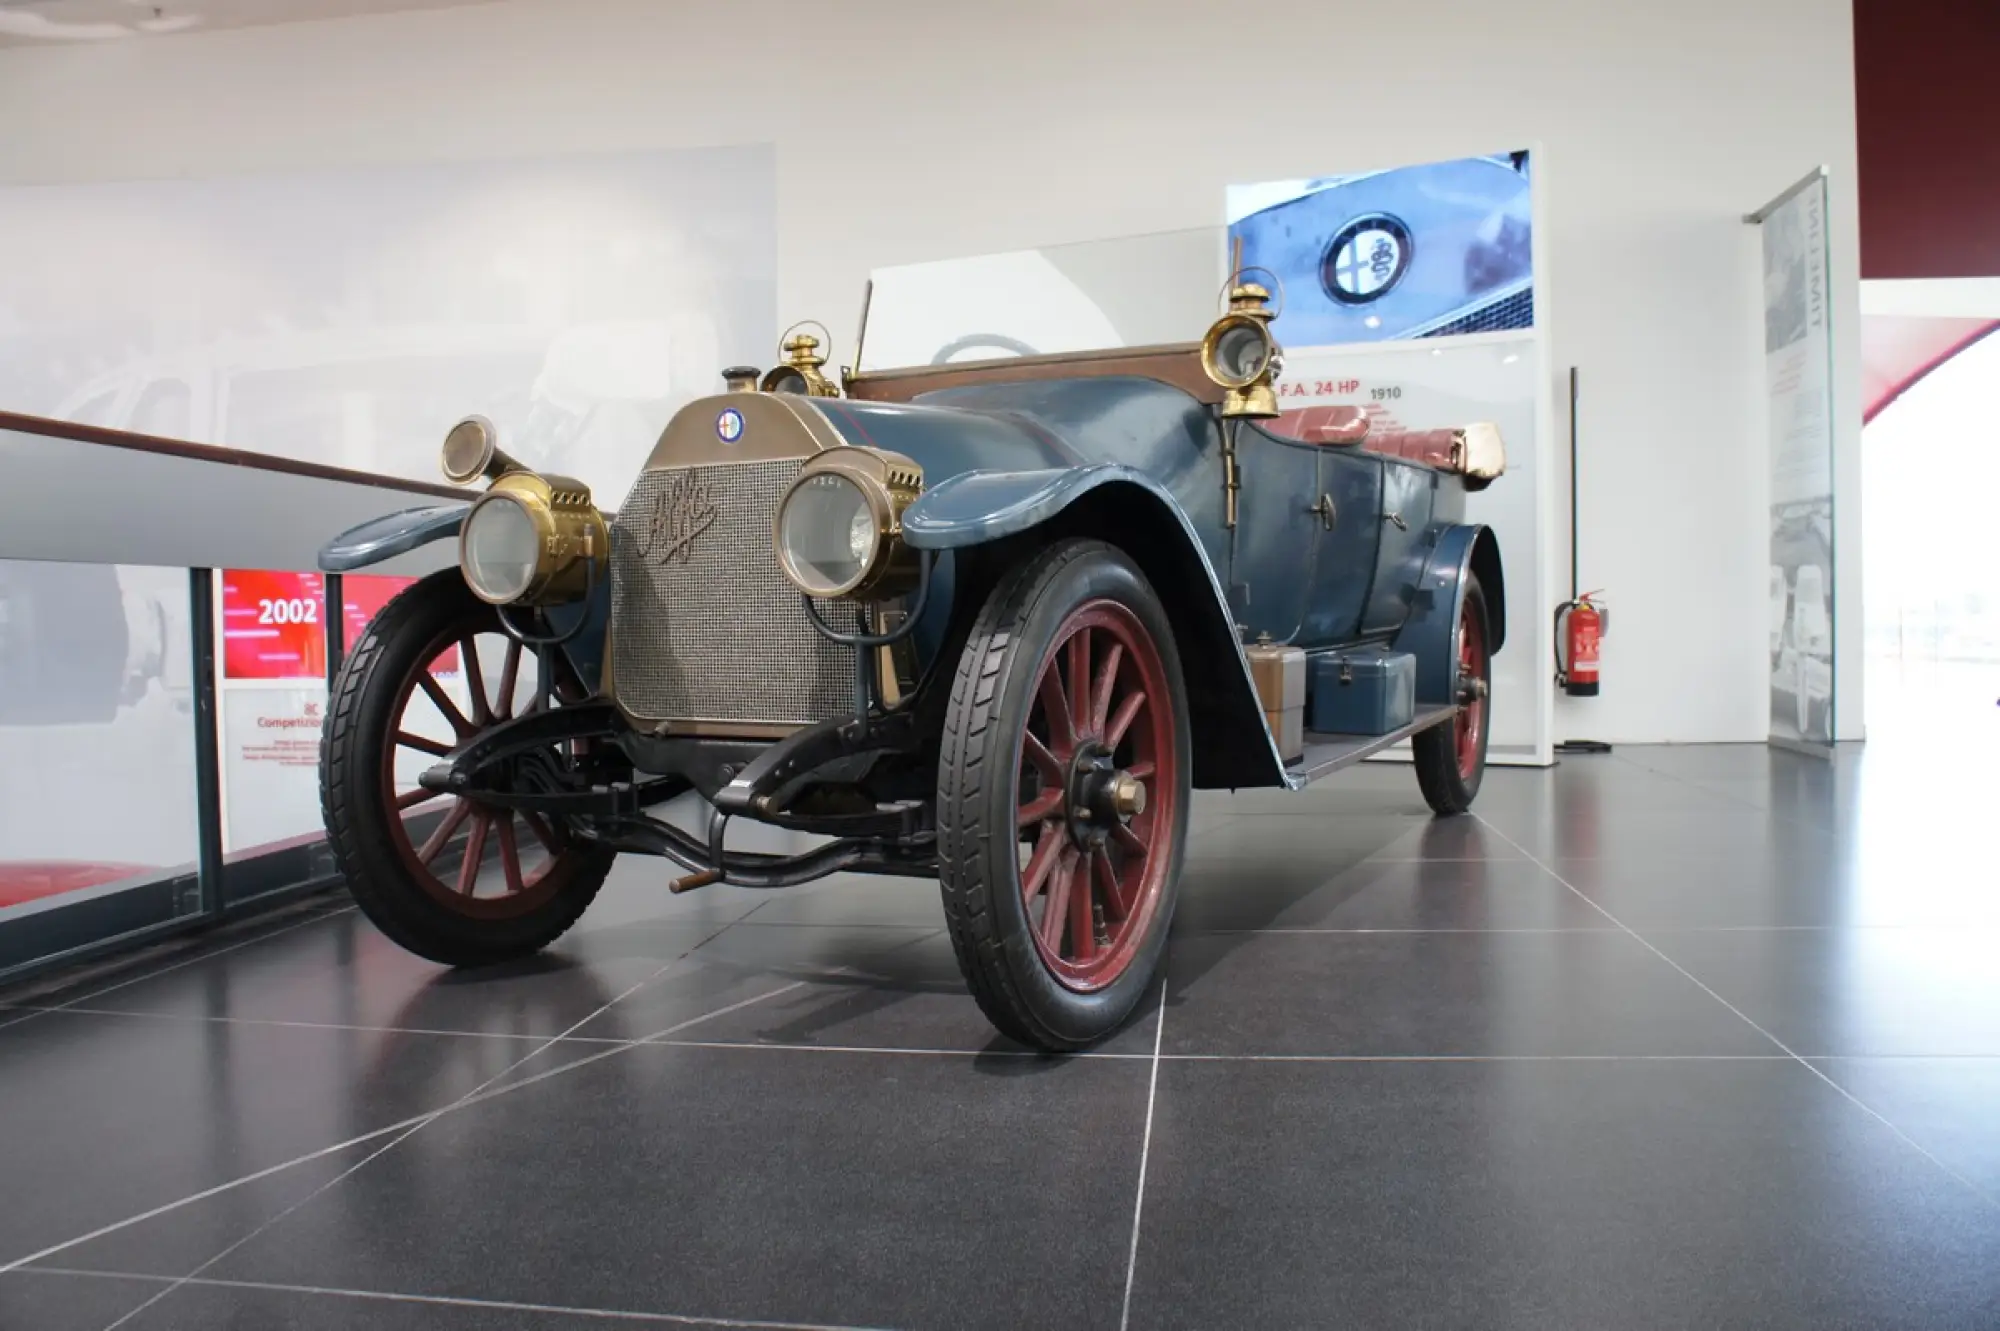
[3, 744, 1999, 1330]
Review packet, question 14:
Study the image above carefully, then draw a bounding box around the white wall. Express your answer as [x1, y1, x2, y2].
[0, 0, 1862, 744]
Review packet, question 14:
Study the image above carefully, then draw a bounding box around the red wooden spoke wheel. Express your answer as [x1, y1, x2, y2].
[1412, 572, 1492, 817]
[321, 570, 614, 968]
[380, 625, 580, 920]
[938, 539, 1190, 1052]
[1454, 598, 1487, 782]
[1015, 600, 1178, 991]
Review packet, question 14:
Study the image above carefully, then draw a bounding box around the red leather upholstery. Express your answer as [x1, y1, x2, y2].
[1269, 408, 1504, 483]
[1279, 405, 1372, 445]
[1358, 428, 1463, 471]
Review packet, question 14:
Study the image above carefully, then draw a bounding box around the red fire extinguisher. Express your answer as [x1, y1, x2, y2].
[1554, 593, 1604, 697]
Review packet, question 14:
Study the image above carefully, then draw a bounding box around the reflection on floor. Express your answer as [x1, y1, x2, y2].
[2, 743, 1998, 1330]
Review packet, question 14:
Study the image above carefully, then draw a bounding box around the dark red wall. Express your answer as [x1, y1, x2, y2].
[1854, 0, 2000, 279]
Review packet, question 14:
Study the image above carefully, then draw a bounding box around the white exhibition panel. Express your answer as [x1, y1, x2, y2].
[0, 425, 461, 576]
[1755, 170, 1838, 752]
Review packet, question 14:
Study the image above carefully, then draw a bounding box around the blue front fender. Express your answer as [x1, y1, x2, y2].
[904, 464, 1292, 790]
[319, 503, 469, 573]
[905, 464, 1179, 550]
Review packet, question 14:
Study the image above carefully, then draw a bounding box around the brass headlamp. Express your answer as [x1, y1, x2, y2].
[772, 447, 923, 601]
[440, 416, 607, 606]
[1201, 278, 1283, 419]
[760, 325, 842, 397]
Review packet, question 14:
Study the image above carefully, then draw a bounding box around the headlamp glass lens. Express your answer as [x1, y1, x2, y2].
[778, 473, 876, 595]
[461, 496, 539, 602]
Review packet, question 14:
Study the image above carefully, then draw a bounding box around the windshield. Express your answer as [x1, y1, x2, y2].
[856, 226, 1229, 374]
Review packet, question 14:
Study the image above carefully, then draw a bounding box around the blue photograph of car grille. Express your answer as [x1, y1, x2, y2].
[1228, 152, 1535, 348]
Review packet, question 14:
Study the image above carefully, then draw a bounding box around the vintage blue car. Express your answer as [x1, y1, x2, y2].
[316, 243, 1508, 1051]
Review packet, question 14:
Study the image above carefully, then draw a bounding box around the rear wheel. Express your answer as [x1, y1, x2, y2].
[321, 570, 614, 966]
[938, 540, 1190, 1051]
[1413, 575, 1492, 816]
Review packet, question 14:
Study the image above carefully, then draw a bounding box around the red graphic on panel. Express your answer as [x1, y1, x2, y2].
[221, 570, 327, 681]
[222, 571, 461, 682]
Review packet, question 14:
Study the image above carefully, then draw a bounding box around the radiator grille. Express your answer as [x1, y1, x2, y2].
[609, 460, 858, 729]
[1419, 287, 1535, 338]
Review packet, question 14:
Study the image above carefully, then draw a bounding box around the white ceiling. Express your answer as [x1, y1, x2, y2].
[0, 0, 495, 46]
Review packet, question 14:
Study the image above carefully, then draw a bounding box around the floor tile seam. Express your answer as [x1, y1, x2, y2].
[1157, 1052, 1804, 1062]
[1176, 925, 1999, 935]
[3, 1005, 635, 1043]
[9, 915, 939, 1043]
[0, 906, 359, 1034]
[82, 965, 829, 1331]
[495, 1040, 2000, 1064]
[1809, 1054, 2000, 1062]
[0, 966, 815, 1280]
[21, 1006, 1999, 1067]
[101, 913, 791, 1328]
[1606, 750, 1844, 839]
[652, 1037, 1150, 1061]
[1473, 812, 2000, 1215]
[1183, 926, 1627, 935]
[1353, 856, 1524, 863]
[1117, 982, 1168, 1331]
[108, 977, 828, 1326]
[0, 934, 941, 1042]
[720, 920, 941, 930]
[20, 1266, 905, 1331]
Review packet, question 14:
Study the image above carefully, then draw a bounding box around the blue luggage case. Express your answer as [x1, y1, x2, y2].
[1308, 649, 1417, 736]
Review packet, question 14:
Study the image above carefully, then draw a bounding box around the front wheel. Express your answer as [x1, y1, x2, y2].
[1413, 574, 1492, 816]
[321, 570, 615, 967]
[937, 540, 1190, 1052]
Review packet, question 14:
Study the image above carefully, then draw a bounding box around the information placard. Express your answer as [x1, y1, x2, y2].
[215, 570, 455, 852]
[1754, 170, 1836, 753]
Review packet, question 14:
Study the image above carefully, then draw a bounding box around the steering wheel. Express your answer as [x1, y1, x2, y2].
[930, 333, 1041, 365]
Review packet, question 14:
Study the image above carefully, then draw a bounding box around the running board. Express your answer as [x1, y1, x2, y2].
[1287, 705, 1460, 786]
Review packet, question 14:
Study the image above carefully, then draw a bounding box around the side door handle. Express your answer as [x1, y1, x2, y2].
[1307, 494, 1337, 531]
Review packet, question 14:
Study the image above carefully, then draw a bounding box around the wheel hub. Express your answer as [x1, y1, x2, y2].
[1064, 742, 1146, 848]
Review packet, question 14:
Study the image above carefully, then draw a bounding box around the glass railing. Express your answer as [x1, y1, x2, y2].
[0, 411, 467, 983]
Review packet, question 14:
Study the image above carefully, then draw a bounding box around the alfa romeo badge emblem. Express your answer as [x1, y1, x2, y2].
[1322, 213, 1414, 305]
[715, 407, 744, 443]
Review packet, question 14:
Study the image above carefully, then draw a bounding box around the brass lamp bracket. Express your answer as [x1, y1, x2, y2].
[761, 320, 843, 397]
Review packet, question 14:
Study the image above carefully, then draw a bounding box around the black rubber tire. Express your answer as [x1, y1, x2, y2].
[320, 570, 614, 967]
[1413, 575, 1492, 817]
[937, 539, 1191, 1052]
